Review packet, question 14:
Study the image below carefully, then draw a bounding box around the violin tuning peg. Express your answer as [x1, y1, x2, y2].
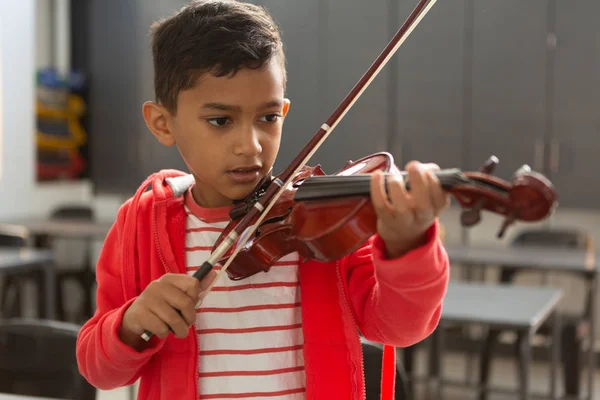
[497, 214, 517, 238]
[512, 164, 532, 179]
[460, 198, 484, 227]
[460, 208, 481, 227]
[479, 156, 499, 174]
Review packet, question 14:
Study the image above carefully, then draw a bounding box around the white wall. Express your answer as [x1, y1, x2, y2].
[0, 0, 122, 222]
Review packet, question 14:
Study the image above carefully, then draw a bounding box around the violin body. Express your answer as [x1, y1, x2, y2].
[214, 153, 398, 280]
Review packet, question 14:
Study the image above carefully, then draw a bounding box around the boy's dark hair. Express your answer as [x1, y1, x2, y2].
[150, 0, 286, 114]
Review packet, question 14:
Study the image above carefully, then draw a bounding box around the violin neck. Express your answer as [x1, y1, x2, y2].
[294, 169, 468, 202]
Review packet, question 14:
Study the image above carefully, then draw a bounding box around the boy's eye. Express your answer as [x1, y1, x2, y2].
[259, 114, 280, 123]
[207, 117, 231, 127]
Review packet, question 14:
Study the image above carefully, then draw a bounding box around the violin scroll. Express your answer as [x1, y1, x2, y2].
[449, 157, 558, 238]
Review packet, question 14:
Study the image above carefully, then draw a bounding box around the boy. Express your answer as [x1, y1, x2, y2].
[76, 1, 450, 399]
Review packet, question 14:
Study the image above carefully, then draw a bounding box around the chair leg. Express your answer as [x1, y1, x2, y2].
[516, 332, 531, 400]
[83, 271, 96, 319]
[6, 277, 23, 318]
[478, 329, 500, 400]
[402, 346, 415, 399]
[35, 270, 46, 319]
[55, 275, 66, 321]
[562, 324, 581, 396]
[0, 275, 13, 317]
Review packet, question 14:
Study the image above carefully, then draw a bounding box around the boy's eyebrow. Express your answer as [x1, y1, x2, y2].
[201, 100, 283, 112]
[201, 102, 242, 112]
[258, 100, 284, 110]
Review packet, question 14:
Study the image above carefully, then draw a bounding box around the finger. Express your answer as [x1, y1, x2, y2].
[159, 284, 197, 326]
[370, 170, 392, 215]
[198, 269, 218, 293]
[162, 274, 204, 299]
[423, 162, 440, 172]
[405, 161, 432, 212]
[141, 309, 171, 339]
[426, 171, 449, 213]
[386, 174, 410, 216]
[150, 298, 190, 338]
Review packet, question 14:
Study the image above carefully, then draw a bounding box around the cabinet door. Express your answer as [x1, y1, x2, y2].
[89, 0, 144, 194]
[469, 0, 548, 180]
[254, 0, 323, 172]
[393, 0, 466, 170]
[549, 0, 600, 209]
[307, 0, 392, 173]
[136, 0, 190, 180]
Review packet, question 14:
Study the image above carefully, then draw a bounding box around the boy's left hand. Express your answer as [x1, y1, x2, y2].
[370, 161, 450, 258]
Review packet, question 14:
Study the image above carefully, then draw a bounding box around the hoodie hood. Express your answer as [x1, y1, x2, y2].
[120, 169, 195, 299]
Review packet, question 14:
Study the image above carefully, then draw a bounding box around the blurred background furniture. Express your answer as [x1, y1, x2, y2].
[0, 318, 96, 400]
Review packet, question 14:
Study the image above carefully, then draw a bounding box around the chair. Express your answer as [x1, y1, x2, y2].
[362, 340, 409, 400]
[0, 229, 43, 318]
[1, 205, 96, 322]
[0, 318, 96, 399]
[47, 205, 96, 322]
[478, 227, 591, 400]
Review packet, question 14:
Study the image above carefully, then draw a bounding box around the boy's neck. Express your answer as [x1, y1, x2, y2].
[190, 182, 234, 209]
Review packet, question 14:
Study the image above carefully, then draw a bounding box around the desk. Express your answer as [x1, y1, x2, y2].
[445, 244, 598, 399]
[445, 245, 597, 273]
[0, 218, 112, 321]
[0, 218, 112, 240]
[0, 395, 62, 400]
[0, 249, 55, 319]
[438, 282, 563, 400]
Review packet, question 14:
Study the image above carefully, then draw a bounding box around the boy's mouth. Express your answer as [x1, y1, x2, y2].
[227, 165, 262, 184]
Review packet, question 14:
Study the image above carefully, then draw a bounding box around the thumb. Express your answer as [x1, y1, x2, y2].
[195, 269, 218, 301]
[195, 269, 219, 307]
[198, 269, 218, 292]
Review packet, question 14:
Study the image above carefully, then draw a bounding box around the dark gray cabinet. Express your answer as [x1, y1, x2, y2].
[299, 0, 392, 174]
[393, 0, 466, 170]
[549, 0, 600, 209]
[87, 0, 600, 211]
[255, 0, 323, 172]
[468, 0, 549, 181]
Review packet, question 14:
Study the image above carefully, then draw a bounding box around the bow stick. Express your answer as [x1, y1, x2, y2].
[141, 0, 438, 342]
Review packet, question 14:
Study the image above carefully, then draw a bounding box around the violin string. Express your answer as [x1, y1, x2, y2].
[295, 171, 474, 202]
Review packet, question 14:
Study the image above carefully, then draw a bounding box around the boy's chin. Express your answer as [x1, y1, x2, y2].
[224, 185, 260, 203]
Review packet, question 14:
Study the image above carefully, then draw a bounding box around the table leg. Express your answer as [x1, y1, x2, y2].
[550, 311, 561, 400]
[518, 332, 531, 400]
[435, 323, 446, 400]
[43, 261, 55, 319]
[588, 273, 597, 400]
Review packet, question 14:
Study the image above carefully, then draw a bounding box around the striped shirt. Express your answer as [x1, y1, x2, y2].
[184, 188, 306, 399]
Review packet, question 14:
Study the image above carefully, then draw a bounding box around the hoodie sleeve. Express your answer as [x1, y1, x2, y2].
[76, 200, 166, 390]
[339, 220, 449, 348]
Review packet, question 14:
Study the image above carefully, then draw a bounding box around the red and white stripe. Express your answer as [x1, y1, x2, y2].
[184, 197, 305, 399]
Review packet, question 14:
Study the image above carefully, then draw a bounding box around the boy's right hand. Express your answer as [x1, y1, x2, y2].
[118, 271, 216, 350]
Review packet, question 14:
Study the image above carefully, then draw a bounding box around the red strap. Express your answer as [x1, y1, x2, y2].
[380, 344, 396, 400]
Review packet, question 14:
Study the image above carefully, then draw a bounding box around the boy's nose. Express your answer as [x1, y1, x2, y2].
[234, 127, 262, 156]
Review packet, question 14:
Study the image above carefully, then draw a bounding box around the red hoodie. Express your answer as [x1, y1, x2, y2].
[76, 170, 449, 400]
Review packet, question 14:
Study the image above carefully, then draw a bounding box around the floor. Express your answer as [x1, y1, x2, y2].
[95, 350, 600, 399]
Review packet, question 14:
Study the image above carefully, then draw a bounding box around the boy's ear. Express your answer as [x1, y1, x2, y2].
[282, 98, 291, 118]
[142, 101, 176, 146]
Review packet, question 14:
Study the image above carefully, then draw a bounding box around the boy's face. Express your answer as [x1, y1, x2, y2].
[144, 57, 289, 208]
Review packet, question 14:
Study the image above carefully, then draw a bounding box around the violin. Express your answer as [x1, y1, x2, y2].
[212, 152, 557, 280]
[140, 0, 558, 359]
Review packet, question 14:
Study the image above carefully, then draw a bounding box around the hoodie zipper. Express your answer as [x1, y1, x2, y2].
[336, 259, 367, 400]
[153, 215, 170, 275]
[152, 205, 200, 400]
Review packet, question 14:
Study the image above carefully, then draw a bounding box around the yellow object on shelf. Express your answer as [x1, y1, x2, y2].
[36, 93, 87, 150]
